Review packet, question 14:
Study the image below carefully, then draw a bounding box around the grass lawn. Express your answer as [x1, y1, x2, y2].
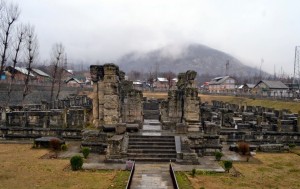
[179, 153, 300, 189]
[143, 92, 300, 113]
[0, 144, 128, 189]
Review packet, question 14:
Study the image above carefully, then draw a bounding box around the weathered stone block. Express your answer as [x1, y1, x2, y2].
[104, 95, 119, 109]
[176, 123, 187, 134]
[116, 123, 126, 134]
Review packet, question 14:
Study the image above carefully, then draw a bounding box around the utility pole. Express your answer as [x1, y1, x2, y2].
[225, 60, 229, 76]
[293, 46, 300, 86]
[273, 64, 276, 79]
[259, 58, 264, 80]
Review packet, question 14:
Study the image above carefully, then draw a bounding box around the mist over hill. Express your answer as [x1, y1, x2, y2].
[117, 43, 262, 77]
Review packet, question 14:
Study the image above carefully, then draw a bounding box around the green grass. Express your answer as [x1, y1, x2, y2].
[175, 172, 193, 189]
[108, 171, 130, 189]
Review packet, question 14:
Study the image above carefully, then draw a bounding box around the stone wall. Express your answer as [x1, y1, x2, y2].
[0, 83, 90, 106]
[90, 64, 143, 128]
[160, 70, 201, 132]
[0, 127, 82, 140]
[1, 95, 92, 129]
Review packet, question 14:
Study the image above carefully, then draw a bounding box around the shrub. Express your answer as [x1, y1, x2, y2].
[50, 138, 61, 151]
[238, 142, 250, 155]
[223, 160, 233, 173]
[191, 168, 196, 177]
[50, 138, 62, 158]
[82, 147, 90, 159]
[215, 151, 223, 161]
[61, 144, 68, 151]
[288, 143, 296, 149]
[70, 155, 83, 171]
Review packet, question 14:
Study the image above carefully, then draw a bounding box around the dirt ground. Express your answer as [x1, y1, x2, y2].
[188, 152, 300, 189]
[0, 143, 119, 189]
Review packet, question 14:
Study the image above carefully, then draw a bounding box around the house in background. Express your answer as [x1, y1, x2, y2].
[253, 80, 289, 97]
[5, 66, 35, 82]
[153, 77, 168, 91]
[208, 76, 236, 93]
[65, 77, 84, 87]
[237, 83, 255, 93]
[30, 68, 51, 83]
[133, 80, 143, 90]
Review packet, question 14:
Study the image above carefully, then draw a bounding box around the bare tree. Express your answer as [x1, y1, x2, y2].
[162, 71, 176, 89]
[6, 24, 26, 106]
[22, 25, 38, 105]
[56, 53, 67, 100]
[147, 71, 155, 91]
[49, 43, 65, 103]
[128, 70, 141, 81]
[0, 1, 20, 79]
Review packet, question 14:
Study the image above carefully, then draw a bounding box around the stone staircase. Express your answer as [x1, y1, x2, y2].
[127, 135, 177, 162]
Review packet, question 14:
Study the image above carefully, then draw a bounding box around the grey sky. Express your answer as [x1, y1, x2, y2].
[13, 0, 300, 75]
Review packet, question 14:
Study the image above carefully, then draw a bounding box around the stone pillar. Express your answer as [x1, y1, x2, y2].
[63, 108, 67, 128]
[277, 119, 282, 132]
[257, 116, 262, 126]
[106, 135, 124, 159]
[297, 111, 300, 132]
[90, 65, 100, 127]
[98, 81, 105, 125]
[103, 64, 120, 125]
[1, 110, 6, 124]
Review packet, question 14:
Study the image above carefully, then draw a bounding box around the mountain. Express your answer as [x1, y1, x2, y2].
[117, 43, 261, 76]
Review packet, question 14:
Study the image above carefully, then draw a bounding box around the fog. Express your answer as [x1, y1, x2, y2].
[13, 0, 300, 75]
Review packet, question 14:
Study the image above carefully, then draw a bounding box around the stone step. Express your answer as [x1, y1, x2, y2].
[127, 153, 177, 158]
[187, 127, 200, 132]
[128, 145, 176, 149]
[128, 141, 175, 146]
[127, 148, 176, 153]
[143, 115, 160, 119]
[129, 137, 174, 141]
[128, 157, 177, 162]
[129, 135, 174, 139]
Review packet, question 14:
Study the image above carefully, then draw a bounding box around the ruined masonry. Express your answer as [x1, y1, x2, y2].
[160, 70, 222, 157]
[90, 64, 143, 129]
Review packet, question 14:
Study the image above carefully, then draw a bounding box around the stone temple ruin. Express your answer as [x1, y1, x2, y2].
[90, 64, 143, 130]
[1, 63, 300, 163]
[85, 65, 222, 163]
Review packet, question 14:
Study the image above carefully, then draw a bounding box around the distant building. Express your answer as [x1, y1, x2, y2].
[133, 80, 143, 90]
[153, 77, 168, 91]
[237, 83, 255, 93]
[65, 77, 84, 87]
[208, 76, 236, 93]
[5, 66, 35, 82]
[253, 80, 289, 97]
[30, 68, 51, 83]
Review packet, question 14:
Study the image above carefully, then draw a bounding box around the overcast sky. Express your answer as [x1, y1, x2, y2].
[12, 0, 300, 75]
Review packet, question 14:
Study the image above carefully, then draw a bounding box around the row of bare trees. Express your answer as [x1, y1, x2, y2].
[0, 0, 67, 106]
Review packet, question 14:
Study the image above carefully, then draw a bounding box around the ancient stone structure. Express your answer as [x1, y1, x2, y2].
[211, 100, 300, 145]
[160, 70, 222, 156]
[0, 95, 91, 140]
[90, 64, 143, 129]
[161, 70, 202, 132]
